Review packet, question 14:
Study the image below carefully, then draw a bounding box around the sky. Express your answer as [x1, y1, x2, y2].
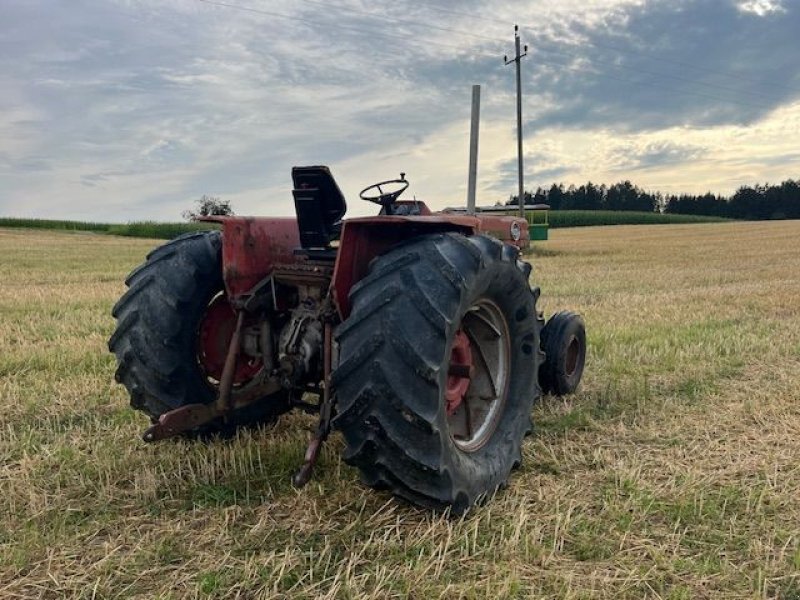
[1, 0, 799, 221]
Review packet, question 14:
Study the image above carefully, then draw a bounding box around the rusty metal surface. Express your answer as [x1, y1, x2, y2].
[142, 403, 218, 442]
[200, 210, 525, 323]
[446, 329, 473, 415]
[198, 295, 263, 384]
[331, 218, 476, 319]
[330, 212, 527, 320]
[343, 214, 481, 228]
[199, 216, 302, 302]
[141, 376, 283, 442]
[215, 310, 245, 415]
[473, 214, 530, 250]
[143, 301, 285, 443]
[272, 262, 334, 288]
[343, 213, 529, 246]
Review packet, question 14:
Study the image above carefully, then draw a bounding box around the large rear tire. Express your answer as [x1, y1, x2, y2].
[333, 233, 543, 512]
[108, 231, 290, 437]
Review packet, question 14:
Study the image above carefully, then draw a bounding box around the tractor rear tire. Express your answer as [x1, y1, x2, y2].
[108, 231, 290, 437]
[539, 311, 586, 396]
[332, 233, 543, 513]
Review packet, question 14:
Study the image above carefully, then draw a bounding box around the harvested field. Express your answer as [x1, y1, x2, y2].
[1, 221, 799, 599]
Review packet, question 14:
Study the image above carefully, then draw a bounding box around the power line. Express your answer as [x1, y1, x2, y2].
[197, 0, 797, 105]
[193, 0, 494, 57]
[305, 0, 800, 102]
[298, 0, 503, 44]
[189, 0, 789, 116]
[396, 3, 800, 96]
[420, 4, 511, 27]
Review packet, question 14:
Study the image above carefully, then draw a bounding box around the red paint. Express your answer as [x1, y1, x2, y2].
[200, 209, 528, 320]
[331, 213, 529, 319]
[199, 216, 301, 302]
[446, 329, 473, 415]
[473, 214, 530, 249]
[331, 216, 475, 319]
[197, 295, 263, 384]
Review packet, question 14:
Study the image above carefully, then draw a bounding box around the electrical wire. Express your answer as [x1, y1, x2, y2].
[400, 3, 800, 95]
[298, 0, 504, 44]
[293, 0, 800, 104]
[190, 0, 791, 116]
[193, 0, 488, 56]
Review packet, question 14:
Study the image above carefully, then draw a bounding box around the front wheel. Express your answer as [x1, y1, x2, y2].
[539, 311, 586, 396]
[333, 233, 543, 512]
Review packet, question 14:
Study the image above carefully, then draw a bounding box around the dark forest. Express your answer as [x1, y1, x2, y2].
[509, 180, 800, 220]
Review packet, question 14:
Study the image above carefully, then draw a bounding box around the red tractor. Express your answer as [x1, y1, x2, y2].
[109, 166, 585, 512]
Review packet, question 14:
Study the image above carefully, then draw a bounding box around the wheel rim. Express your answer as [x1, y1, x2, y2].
[565, 335, 579, 377]
[446, 299, 511, 453]
[197, 294, 263, 385]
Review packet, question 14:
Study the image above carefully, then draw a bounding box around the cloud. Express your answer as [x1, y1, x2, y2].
[526, 0, 800, 131]
[737, 0, 786, 16]
[0, 0, 798, 221]
[611, 141, 707, 171]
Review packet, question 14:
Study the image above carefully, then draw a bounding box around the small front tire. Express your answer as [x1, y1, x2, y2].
[539, 311, 586, 396]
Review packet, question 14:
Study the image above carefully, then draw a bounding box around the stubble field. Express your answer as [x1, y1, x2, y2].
[1, 221, 799, 599]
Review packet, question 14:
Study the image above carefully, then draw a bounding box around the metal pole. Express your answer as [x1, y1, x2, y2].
[505, 26, 528, 219]
[514, 34, 524, 219]
[466, 84, 480, 215]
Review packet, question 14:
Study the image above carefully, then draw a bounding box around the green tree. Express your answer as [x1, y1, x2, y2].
[182, 195, 234, 221]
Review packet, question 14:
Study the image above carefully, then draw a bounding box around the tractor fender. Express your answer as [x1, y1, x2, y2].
[199, 216, 301, 302]
[331, 216, 480, 319]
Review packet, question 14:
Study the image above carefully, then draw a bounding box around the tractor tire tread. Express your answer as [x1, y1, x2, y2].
[333, 233, 541, 513]
[539, 310, 586, 396]
[109, 230, 289, 435]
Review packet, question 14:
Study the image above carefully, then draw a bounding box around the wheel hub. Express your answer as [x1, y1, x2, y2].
[445, 329, 473, 415]
[565, 335, 579, 377]
[198, 295, 262, 384]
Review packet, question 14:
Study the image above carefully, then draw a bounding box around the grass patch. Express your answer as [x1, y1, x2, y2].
[0, 217, 110, 232]
[548, 210, 729, 228]
[0, 217, 217, 239]
[1, 221, 799, 598]
[106, 220, 218, 239]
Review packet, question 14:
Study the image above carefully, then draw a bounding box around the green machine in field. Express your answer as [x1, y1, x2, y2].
[525, 205, 550, 241]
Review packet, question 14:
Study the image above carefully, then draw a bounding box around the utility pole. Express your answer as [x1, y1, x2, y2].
[466, 84, 481, 215]
[504, 25, 528, 219]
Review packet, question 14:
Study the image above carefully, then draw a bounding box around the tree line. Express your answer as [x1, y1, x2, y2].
[508, 179, 800, 220]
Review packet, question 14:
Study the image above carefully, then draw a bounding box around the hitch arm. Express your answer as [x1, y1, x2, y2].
[292, 322, 335, 487]
[142, 309, 246, 442]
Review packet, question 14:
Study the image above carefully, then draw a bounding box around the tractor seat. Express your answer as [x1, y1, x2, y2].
[291, 166, 347, 253]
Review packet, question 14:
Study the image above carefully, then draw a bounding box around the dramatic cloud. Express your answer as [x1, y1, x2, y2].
[0, 0, 798, 221]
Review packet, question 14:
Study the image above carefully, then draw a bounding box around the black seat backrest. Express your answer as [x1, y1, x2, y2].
[292, 166, 347, 249]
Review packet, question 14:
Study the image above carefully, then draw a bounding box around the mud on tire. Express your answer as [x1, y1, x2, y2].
[332, 233, 544, 513]
[108, 231, 289, 436]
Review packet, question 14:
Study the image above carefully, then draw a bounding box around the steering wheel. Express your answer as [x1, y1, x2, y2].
[359, 173, 409, 207]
